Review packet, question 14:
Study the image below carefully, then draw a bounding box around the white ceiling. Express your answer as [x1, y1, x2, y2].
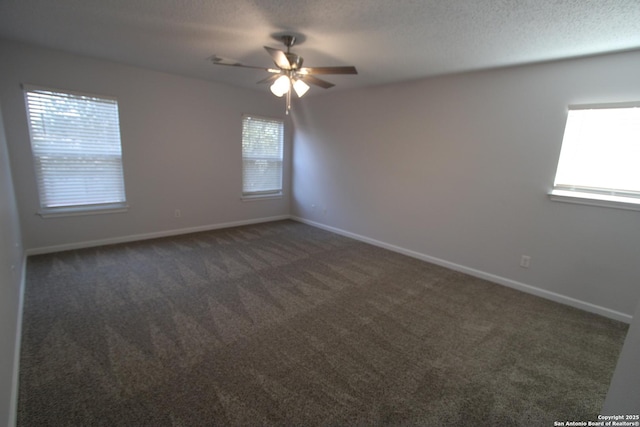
[1, 0, 640, 95]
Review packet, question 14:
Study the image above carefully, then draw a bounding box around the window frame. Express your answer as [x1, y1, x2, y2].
[240, 114, 285, 200]
[549, 101, 640, 211]
[23, 84, 128, 218]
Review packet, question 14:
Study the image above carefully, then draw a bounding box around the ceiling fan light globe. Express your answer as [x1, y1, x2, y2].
[270, 85, 285, 97]
[293, 79, 310, 97]
[270, 75, 290, 97]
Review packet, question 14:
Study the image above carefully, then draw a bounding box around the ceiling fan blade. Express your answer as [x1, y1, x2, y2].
[210, 55, 273, 71]
[264, 46, 291, 70]
[256, 74, 280, 84]
[300, 66, 358, 75]
[300, 75, 335, 89]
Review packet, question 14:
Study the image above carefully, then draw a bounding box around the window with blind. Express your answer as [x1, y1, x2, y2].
[23, 85, 127, 216]
[550, 102, 640, 210]
[241, 115, 284, 197]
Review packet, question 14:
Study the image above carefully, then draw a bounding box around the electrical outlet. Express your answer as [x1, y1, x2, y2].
[520, 255, 531, 268]
[174, 209, 181, 218]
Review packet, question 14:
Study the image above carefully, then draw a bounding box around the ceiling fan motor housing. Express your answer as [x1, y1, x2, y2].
[285, 53, 303, 70]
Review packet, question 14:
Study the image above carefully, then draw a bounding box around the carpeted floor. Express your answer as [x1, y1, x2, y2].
[18, 220, 628, 426]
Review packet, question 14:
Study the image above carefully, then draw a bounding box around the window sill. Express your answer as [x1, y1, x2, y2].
[37, 203, 129, 218]
[549, 190, 640, 211]
[241, 193, 283, 202]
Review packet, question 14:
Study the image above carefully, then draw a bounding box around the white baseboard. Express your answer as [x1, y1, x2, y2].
[25, 215, 291, 256]
[291, 216, 632, 324]
[9, 254, 27, 427]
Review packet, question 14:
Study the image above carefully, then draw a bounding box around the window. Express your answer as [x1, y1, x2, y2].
[241, 115, 284, 198]
[23, 85, 127, 216]
[550, 103, 640, 210]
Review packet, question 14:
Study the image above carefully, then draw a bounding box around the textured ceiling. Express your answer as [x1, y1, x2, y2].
[1, 0, 640, 95]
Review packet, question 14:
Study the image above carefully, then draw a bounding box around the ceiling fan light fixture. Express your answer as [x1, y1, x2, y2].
[270, 75, 290, 97]
[293, 79, 310, 97]
[211, 34, 358, 113]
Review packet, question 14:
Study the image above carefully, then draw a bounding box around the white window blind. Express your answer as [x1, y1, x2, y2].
[552, 104, 640, 207]
[242, 115, 284, 196]
[24, 85, 127, 212]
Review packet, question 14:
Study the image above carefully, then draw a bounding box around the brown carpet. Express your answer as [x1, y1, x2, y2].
[18, 220, 628, 426]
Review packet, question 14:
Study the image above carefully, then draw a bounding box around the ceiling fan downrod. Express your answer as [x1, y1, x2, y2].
[281, 35, 296, 52]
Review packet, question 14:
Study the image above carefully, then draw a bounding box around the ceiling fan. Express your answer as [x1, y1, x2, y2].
[211, 34, 358, 114]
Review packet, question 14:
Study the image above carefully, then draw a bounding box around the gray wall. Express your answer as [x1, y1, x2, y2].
[291, 50, 640, 318]
[0, 102, 24, 427]
[603, 298, 640, 414]
[0, 40, 290, 252]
